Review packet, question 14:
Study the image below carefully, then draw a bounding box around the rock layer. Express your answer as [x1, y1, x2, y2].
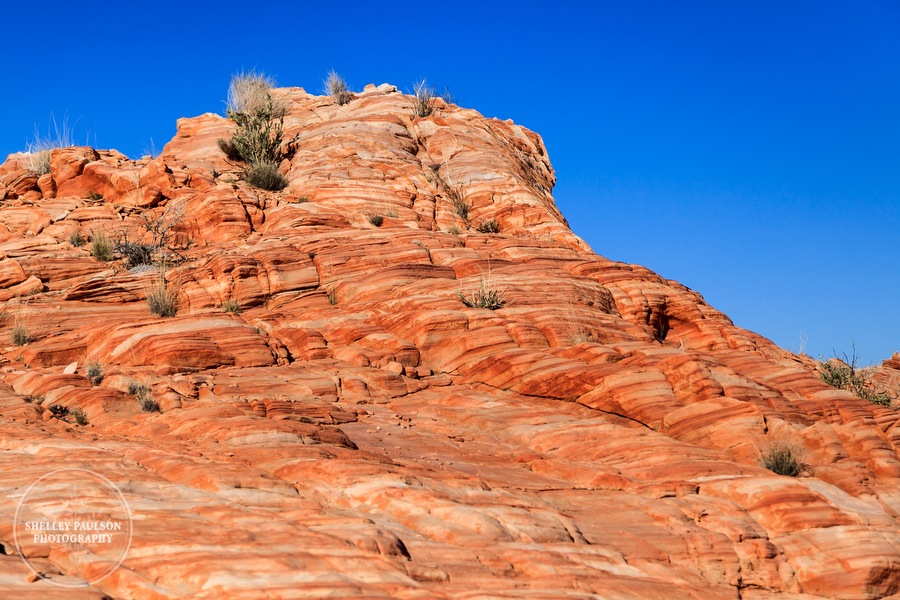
[0, 83, 898, 598]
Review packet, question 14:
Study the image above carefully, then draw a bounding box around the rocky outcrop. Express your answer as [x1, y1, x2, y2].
[0, 83, 898, 599]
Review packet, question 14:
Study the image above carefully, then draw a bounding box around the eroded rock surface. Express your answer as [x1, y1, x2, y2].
[0, 84, 898, 599]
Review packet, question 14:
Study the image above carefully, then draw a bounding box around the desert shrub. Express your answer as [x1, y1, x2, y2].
[87, 191, 103, 201]
[325, 70, 352, 105]
[296, 196, 310, 203]
[229, 95, 284, 165]
[447, 225, 462, 235]
[10, 322, 31, 346]
[452, 198, 470, 220]
[69, 230, 85, 247]
[457, 276, 506, 310]
[244, 161, 288, 191]
[24, 115, 74, 175]
[366, 214, 384, 227]
[139, 396, 161, 413]
[411, 80, 437, 117]
[221, 299, 243, 314]
[24, 395, 43, 404]
[90, 230, 114, 261]
[477, 218, 500, 234]
[146, 271, 178, 317]
[48, 404, 69, 418]
[85, 361, 104, 386]
[227, 71, 276, 115]
[127, 380, 150, 398]
[326, 287, 338, 305]
[217, 138, 243, 161]
[220, 72, 286, 186]
[115, 241, 155, 268]
[820, 346, 893, 407]
[71, 407, 89, 426]
[760, 442, 803, 477]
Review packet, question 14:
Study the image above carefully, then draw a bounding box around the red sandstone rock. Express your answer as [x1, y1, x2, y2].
[0, 83, 896, 599]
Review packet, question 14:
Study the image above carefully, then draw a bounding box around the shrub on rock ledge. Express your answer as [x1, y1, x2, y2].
[245, 161, 288, 191]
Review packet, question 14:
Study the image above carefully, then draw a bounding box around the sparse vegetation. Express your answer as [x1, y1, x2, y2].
[570, 328, 598, 344]
[139, 396, 161, 413]
[146, 270, 178, 317]
[71, 407, 89, 426]
[10, 321, 31, 346]
[48, 404, 69, 419]
[114, 202, 188, 268]
[69, 230, 85, 247]
[244, 161, 288, 191]
[90, 230, 114, 261]
[452, 198, 470, 220]
[326, 287, 338, 305]
[439, 86, 456, 106]
[324, 70, 353, 105]
[447, 225, 462, 235]
[218, 72, 288, 191]
[127, 380, 150, 397]
[760, 442, 804, 477]
[296, 196, 310, 203]
[819, 345, 893, 407]
[86, 361, 104, 386]
[127, 380, 159, 412]
[116, 241, 155, 268]
[221, 299, 243, 314]
[477, 218, 500, 234]
[366, 214, 384, 227]
[87, 191, 103, 201]
[457, 275, 506, 310]
[24, 395, 43, 404]
[411, 80, 437, 117]
[23, 114, 75, 175]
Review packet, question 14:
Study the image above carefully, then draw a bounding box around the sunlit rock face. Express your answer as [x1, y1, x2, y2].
[0, 83, 898, 599]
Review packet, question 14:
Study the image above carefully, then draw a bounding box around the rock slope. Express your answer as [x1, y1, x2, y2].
[0, 83, 899, 599]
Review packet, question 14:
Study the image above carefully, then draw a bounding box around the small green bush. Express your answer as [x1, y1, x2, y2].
[221, 299, 243, 314]
[457, 278, 506, 310]
[820, 346, 893, 407]
[90, 230, 114, 261]
[366, 214, 384, 227]
[477, 218, 500, 234]
[69, 230, 85, 247]
[245, 161, 288, 191]
[761, 443, 803, 477]
[87, 191, 103, 201]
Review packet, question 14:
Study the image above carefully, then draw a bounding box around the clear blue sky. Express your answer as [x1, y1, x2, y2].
[2, 1, 898, 365]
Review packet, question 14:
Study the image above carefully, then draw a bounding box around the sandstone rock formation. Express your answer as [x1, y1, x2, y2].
[0, 82, 898, 599]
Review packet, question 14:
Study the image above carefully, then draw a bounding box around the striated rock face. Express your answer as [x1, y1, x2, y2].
[0, 83, 899, 599]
